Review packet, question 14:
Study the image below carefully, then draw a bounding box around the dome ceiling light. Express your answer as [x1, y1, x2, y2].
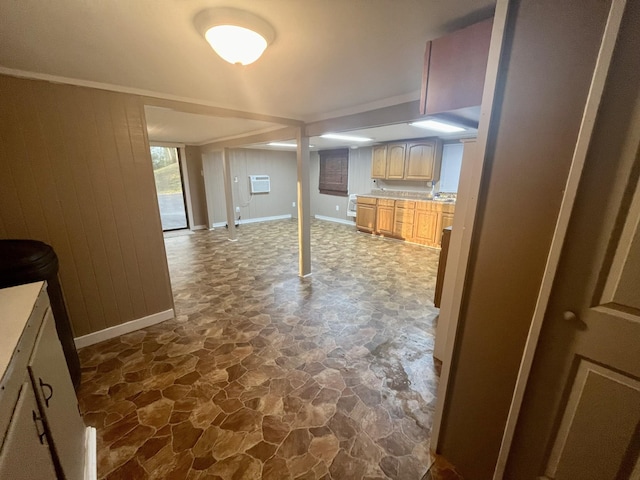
[194, 8, 275, 66]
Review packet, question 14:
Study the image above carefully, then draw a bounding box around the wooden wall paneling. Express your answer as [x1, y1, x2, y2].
[20, 81, 98, 335]
[75, 87, 131, 328]
[28, 80, 91, 336]
[113, 94, 166, 316]
[90, 90, 137, 325]
[0, 75, 174, 336]
[124, 95, 173, 315]
[0, 78, 31, 238]
[108, 93, 157, 321]
[0, 211, 7, 237]
[2, 82, 50, 243]
[56, 85, 110, 334]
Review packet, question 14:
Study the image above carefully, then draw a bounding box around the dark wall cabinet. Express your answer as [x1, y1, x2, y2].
[420, 18, 493, 115]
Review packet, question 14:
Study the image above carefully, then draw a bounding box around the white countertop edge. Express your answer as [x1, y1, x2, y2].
[0, 282, 44, 382]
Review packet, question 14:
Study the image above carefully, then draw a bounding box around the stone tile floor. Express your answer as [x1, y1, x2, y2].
[78, 219, 459, 479]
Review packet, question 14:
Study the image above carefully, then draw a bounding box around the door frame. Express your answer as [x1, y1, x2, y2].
[492, 0, 628, 477]
[429, 0, 512, 449]
[150, 141, 195, 231]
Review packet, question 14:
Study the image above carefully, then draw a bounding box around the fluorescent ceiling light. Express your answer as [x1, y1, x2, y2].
[268, 142, 315, 148]
[410, 120, 465, 133]
[320, 133, 373, 142]
[194, 8, 275, 66]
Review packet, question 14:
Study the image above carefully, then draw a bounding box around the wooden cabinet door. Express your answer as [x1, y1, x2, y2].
[356, 203, 376, 233]
[405, 141, 437, 180]
[414, 209, 439, 245]
[371, 145, 388, 179]
[420, 18, 493, 115]
[393, 220, 415, 240]
[393, 201, 416, 240]
[0, 382, 58, 480]
[376, 206, 395, 236]
[439, 212, 455, 245]
[29, 309, 86, 480]
[441, 212, 455, 229]
[386, 143, 406, 179]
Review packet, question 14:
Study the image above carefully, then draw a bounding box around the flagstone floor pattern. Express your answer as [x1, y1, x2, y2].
[77, 219, 451, 479]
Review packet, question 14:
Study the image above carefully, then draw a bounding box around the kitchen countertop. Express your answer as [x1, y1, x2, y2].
[0, 281, 43, 382]
[357, 192, 456, 204]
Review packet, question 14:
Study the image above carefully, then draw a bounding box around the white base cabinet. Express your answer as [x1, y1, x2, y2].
[0, 282, 96, 480]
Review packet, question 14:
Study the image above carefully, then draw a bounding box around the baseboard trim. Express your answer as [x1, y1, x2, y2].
[211, 215, 292, 229]
[191, 224, 207, 231]
[314, 215, 356, 226]
[74, 309, 175, 348]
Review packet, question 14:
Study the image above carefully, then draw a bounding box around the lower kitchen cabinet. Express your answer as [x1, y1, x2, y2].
[414, 208, 439, 245]
[0, 282, 96, 480]
[439, 210, 455, 245]
[356, 197, 377, 233]
[376, 199, 395, 236]
[0, 381, 58, 479]
[356, 195, 455, 248]
[393, 200, 416, 240]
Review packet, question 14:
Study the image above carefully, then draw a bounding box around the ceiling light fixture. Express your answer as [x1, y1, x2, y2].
[194, 8, 275, 66]
[320, 133, 373, 142]
[268, 142, 315, 148]
[410, 120, 465, 133]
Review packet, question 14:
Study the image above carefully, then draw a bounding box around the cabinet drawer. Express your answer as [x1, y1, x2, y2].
[394, 208, 415, 224]
[416, 201, 434, 211]
[377, 199, 395, 207]
[442, 203, 456, 213]
[395, 200, 416, 209]
[357, 196, 377, 205]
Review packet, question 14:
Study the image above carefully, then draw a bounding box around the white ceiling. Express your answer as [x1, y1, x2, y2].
[0, 0, 494, 146]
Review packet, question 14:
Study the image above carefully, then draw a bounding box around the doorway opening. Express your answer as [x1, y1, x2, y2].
[151, 145, 189, 231]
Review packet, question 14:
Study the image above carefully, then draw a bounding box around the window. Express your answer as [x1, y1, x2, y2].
[319, 148, 349, 196]
[150, 146, 189, 231]
[439, 143, 463, 193]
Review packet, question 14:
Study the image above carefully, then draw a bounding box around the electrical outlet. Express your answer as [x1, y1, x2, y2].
[336, 205, 340, 211]
[235, 206, 240, 213]
[292, 202, 296, 207]
[234, 176, 238, 183]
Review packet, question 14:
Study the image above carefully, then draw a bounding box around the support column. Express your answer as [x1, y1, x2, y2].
[222, 148, 237, 241]
[296, 128, 311, 276]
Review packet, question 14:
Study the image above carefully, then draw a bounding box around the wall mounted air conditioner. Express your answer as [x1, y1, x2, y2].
[249, 175, 270, 194]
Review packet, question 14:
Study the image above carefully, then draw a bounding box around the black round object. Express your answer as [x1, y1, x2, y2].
[0, 239, 81, 389]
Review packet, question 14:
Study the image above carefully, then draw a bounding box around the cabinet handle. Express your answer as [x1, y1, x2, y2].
[32, 410, 47, 444]
[39, 378, 54, 407]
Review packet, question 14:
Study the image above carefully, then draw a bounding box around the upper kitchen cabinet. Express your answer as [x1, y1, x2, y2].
[420, 18, 493, 115]
[405, 140, 443, 181]
[386, 143, 407, 179]
[371, 145, 388, 179]
[371, 138, 442, 181]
